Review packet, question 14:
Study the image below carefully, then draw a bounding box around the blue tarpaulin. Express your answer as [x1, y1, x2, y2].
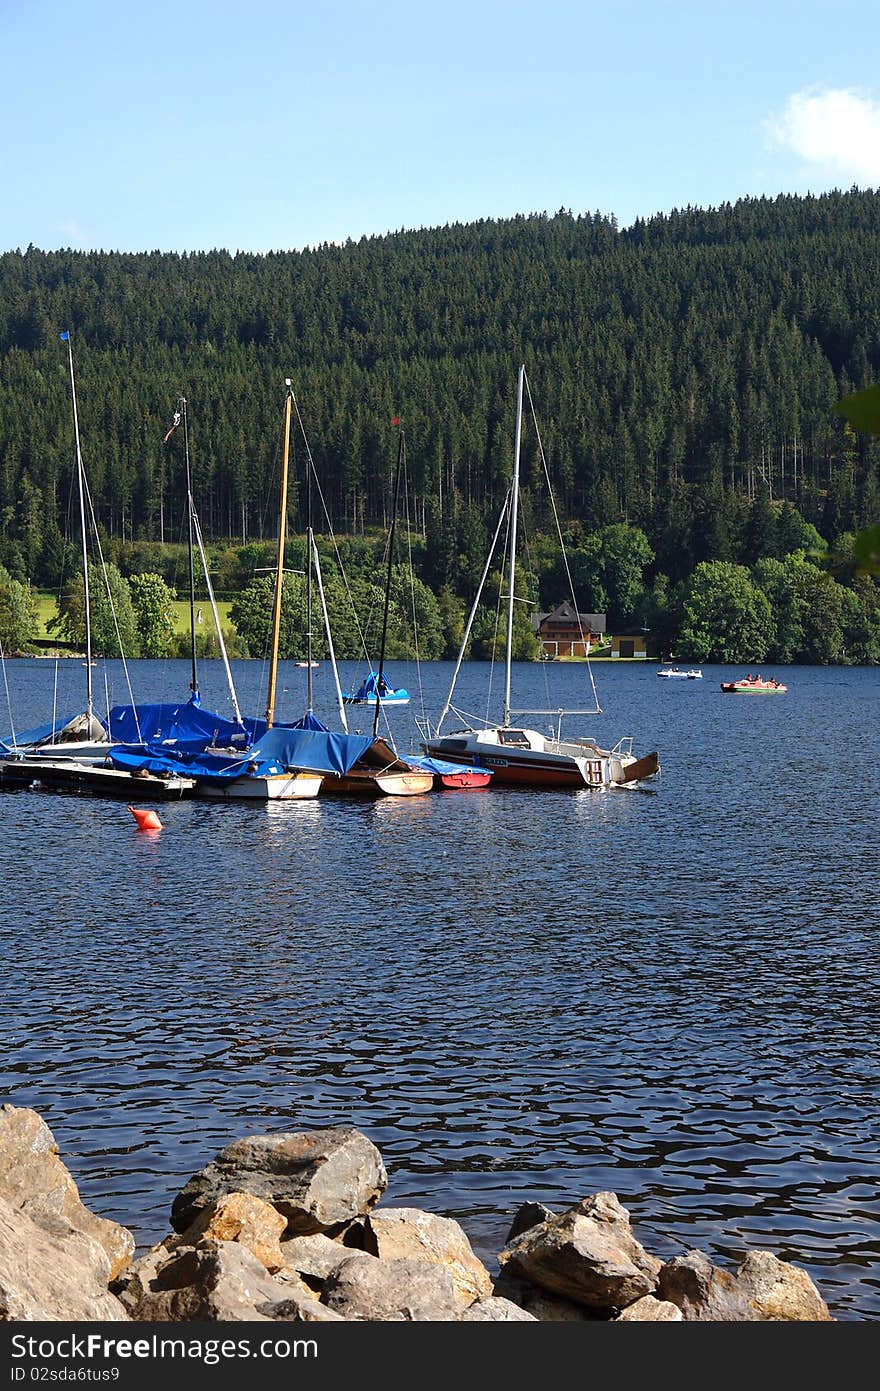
[108, 694, 258, 751]
[109, 719, 375, 782]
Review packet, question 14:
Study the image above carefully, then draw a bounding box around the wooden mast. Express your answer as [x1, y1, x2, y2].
[181, 395, 199, 697]
[266, 380, 293, 729]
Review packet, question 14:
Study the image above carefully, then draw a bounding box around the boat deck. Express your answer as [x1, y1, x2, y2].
[0, 757, 196, 799]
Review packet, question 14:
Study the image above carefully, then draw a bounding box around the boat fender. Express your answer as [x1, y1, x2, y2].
[128, 806, 163, 831]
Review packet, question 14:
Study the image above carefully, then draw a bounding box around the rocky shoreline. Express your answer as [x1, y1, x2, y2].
[0, 1104, 833, 1322]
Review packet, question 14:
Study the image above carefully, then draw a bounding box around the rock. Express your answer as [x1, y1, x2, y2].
[492, 1269, 602, 1321]
[0, 1104, 135, 1280]
[0, 1194, 129, 1321]
[279, 1232, 357, 1289]
[178, 1192, 287, 1272]
[505, 1202, 556, 1244]
[115, 1239, 284, 1321]
[657, 1250, 752, 1320]
[498, 1192, 661, 1312]
[171, 1127, 387, 1237]
[459, 1296, 538, 1321]
[736, 1250, 833, 1321]
[616, 1295, 683, 1321]
[258, 1288, 346, 1322]
[364, 1207, 492, 1306]
[323, 1253, 461, 1321]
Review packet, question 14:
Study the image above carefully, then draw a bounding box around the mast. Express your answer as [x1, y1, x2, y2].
[434, 491, 510, 736]
[504, 363, 525, 727]
[312, 532, 348, 731]
[181, 396, 199, 696]
[266, 380, 293, 729]
[62, 331, 93, 723]
[305, 403, 314, 713]
[373, 423, 404, 740]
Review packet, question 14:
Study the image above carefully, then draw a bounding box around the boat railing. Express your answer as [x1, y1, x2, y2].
[611, 736, 635, 758]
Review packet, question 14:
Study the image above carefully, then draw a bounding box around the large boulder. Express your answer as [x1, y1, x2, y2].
[0, 1195, 129, 1321]
[178, 1192, 287, 1272]
[278, 1232, 357, 1290]
[114, 1239, 284, 1321]
[498, 1192, 661, 1312]
[0, 1105, 134, 1280]
[616, 1295, 683, 1321]
[657, 1251, 752, 1320]
[170, 1127, 387, 1237]
[459, 1296, 538, 1321]
[364, 1208, 492, 1306]
[492, 1269, 603, 1321]
[323, 1253, 461, 1321]
[736, 1250, 833, 1321]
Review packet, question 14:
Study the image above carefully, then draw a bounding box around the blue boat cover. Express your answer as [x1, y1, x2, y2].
[109, 719, 376, 782]
[343, 671, 409, 702]
[108, 694, 258, 750]
[407, 754, 493, 777]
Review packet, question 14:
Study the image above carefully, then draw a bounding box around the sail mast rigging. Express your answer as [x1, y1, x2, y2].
[62, 331, 93, 723]
[266, 381, 293, 729]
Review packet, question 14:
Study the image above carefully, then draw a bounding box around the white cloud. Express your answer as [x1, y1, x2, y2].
[766, 87, 880, 184]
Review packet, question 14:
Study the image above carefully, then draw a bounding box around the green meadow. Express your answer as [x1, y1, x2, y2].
[34, 593, 234, 640]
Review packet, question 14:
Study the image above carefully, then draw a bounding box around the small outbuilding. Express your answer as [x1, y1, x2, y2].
[610, 628, 654, 659]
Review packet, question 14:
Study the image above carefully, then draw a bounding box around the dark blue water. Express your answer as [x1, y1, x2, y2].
[2, 656, 879, 1319]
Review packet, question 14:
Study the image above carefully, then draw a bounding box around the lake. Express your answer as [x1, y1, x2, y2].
[1, 654, 878, 1319]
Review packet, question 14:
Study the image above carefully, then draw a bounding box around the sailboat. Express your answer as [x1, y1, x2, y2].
[1, 334, 197, 800]
[420, 364, 660, 790]
[342, 670, 409, 706]
[110, 383, 324, 801]
[305, 420, 433, 797]
[1, 332, 122, 763]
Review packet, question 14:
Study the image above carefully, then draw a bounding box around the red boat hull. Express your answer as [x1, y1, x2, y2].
[439, 769, 492, 789]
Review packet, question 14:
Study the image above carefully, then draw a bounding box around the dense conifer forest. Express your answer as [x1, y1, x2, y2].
[2, 189, 880, 662]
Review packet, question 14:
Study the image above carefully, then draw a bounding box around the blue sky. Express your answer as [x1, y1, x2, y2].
[2, 0, 880, 254]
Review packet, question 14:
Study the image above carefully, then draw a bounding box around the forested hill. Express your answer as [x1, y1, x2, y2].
[2, 188, 880, 592]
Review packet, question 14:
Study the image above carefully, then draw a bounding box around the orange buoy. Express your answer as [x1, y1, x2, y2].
[128, 806, 163, 831]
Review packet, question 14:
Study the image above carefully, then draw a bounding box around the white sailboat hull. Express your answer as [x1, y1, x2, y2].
[193, 771, 323, 800]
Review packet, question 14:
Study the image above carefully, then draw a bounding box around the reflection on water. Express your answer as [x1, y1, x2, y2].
[2, 659, 880, 1318]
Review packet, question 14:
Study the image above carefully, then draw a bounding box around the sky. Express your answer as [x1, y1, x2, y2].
[2, 0, 880, 255]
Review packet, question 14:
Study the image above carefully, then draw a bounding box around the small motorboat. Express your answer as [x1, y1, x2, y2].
[658, 666, 702, 679]
[296, 660, 319, 669]
[721, 675, 787, 694]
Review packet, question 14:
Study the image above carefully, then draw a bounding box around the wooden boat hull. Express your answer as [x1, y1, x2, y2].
[615, 750, 661, 784]
[322, 769, 433, 796]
